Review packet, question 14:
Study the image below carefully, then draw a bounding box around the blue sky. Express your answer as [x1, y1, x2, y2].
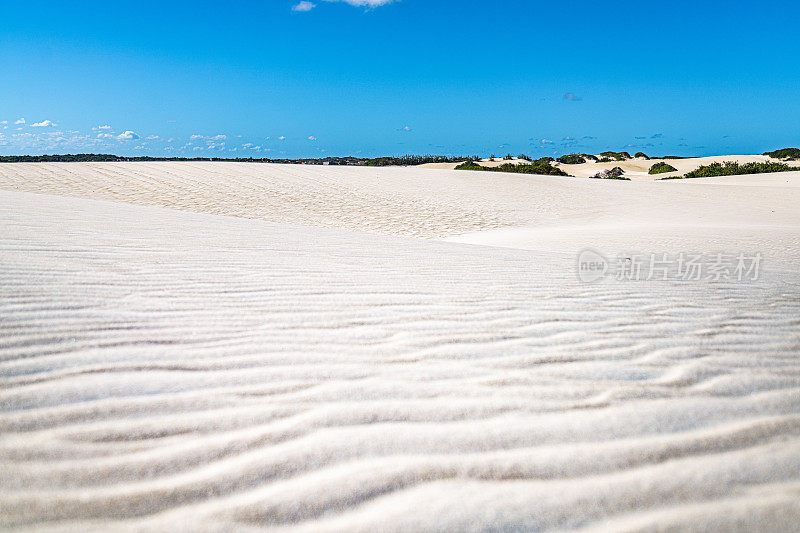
[2, 0, 799, 158]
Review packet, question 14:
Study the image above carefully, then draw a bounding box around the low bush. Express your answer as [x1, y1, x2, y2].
[763, 148, 800, 160]
[599, 151, 631, 161]
[634, 152, 650, 159]
[557, 154, 586, 164]
[454, 161, 484, 171]
[648, 162, 678, 174]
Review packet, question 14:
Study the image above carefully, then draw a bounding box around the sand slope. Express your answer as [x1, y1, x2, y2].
[2, 164, 800, 531]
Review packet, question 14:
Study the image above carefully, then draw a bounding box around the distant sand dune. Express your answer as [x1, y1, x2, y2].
[1, 163, 800, 531]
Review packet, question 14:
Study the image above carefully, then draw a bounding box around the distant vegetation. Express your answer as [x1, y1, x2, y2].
[1, 154, 155, 163]
[0, 153, 370, 165]
[556, 154, 586, 164]
[455, 159, 569, 176]
[634, 152, 650, 159]
[648, 162, 678, 175]
[763, 148, 800, 160]
[1, 153, 486, 166]
[663, 161, 798, 180]
[363, 155, 474, 166]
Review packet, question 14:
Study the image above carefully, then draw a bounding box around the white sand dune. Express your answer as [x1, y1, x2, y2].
[554, 154, 800, 181]
[1, 163, 800, 531]
[421, 154, 800, 180]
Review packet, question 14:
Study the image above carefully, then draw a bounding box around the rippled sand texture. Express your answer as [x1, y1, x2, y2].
[1, 164, 800, 531]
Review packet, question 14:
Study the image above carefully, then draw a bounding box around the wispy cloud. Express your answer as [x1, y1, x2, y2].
[278, 136, 286, 140]
[307, 136, 318, 141]
[292, 1, 315, 11]
[14, 118, 25, 125]
[651, 133, 663, 139]
[327, 0, 395, 7]
[94, 125, 112, 130]
[540, 139, 553, 144]
[564, 93, 582, 101]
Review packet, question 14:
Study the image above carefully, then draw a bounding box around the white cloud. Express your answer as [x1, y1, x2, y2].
[293, 1, 315, 11]
[326, 0, 394, 6]
[95, 125, 112, 130]
[31, 120, 56, 128]
[14, 118, 25, 125]
[278, 136, 286, 140]
[0, 121, 7, 125]
[145, 135, 160, 140]
[308, 136, 318, 141]
[191, 134, 227, 142]
[97, 133, 114, 139]
[541, 139, 553, 144]
[117, 131, 140, 140]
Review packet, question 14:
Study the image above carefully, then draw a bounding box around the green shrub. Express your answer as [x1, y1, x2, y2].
[648, 162, 678, 175]
[763, 148, 800, 160]
[454, 160, 484, 171]
[557, 154, 586, 164]
[599, 151, 631, 161]
[455, 158, 569, 176]
[634, 152, 650, 159]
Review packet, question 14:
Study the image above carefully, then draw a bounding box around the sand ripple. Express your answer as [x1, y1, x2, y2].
[2, 188, 800, 531]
